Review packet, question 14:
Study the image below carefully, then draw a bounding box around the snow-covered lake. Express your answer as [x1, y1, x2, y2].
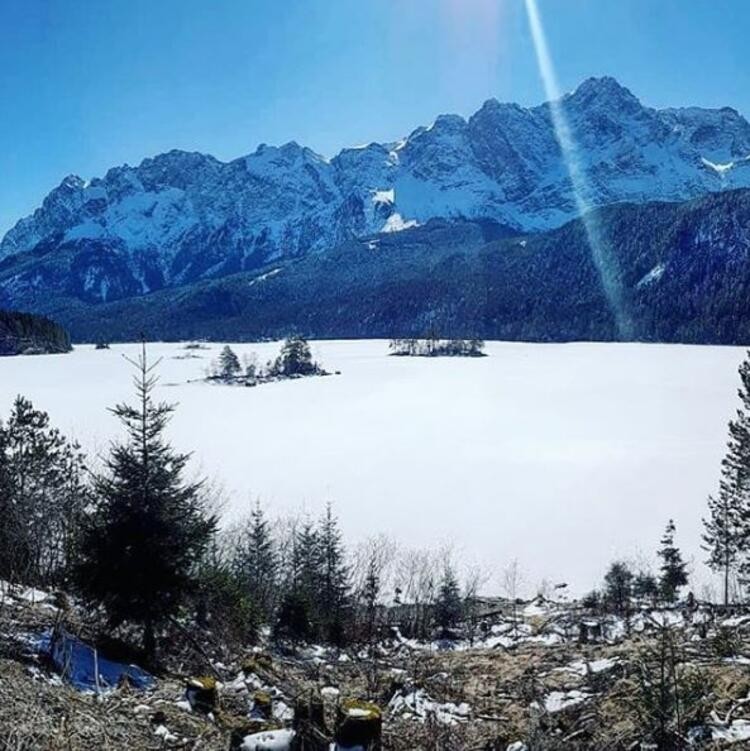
[0, 339, 745, 595]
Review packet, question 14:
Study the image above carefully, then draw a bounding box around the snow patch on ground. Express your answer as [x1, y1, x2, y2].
[388, 688, 471, 725]
[240, 728, 295, 751]
[381, 213, 419, 233]
[543, 689, 591, 713]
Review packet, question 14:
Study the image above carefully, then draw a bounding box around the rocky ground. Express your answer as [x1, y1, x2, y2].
[2, 585, 750, 750]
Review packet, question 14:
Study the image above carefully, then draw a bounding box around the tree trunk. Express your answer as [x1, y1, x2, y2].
[143, 620, 156, 660]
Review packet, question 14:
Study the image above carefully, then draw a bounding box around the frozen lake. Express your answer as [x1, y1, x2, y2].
[0, 339, 745, 595]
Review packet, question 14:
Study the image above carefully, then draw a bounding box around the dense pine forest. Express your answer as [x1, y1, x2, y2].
[0, 309, 71, 355]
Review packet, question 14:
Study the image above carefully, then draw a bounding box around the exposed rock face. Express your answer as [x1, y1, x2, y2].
[2, 76, 750, 307]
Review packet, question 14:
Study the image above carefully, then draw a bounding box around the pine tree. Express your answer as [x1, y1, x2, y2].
[604, 561, 633, 614]
[434, 565, 463, 633]
[704, 482, 745, 606]
[234, 502, 277, 619]
[275, 520, 319, 642]
[633, 571, 659, 604]
[658, 519, 688, 603]
[274, 336, 316, 377]
[0, 396, 87, 586]
[317, 503, 350, 644]
[218, 345, 241, 380]
[74, 343, 217, 657]
[704, 353, 750, 605]
[360, 557, 380, 645]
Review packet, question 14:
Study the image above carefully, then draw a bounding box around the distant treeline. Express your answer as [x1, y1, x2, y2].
[0, 309, 71, 355]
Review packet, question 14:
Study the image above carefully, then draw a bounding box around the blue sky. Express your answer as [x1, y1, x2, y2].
[2, 0, 749, 235]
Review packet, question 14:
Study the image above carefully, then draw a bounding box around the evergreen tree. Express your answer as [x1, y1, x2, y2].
[704, 481, 745, 606]
[218, 345, 241, 380]
[704, 353, 750, 605]
[633, 571, 659, 604]
[234, 502, 277, 619]
[360, 556, 380, 645]
[658, 519, 688, 603]
[74, 344, 217, 657]
[604, 561, 634, 613]
[0, 396, 87, 586]
[317, 503, 350, 644]
[434, 565, 463, 633]
[273, 336, 316, 377]
[275, 520, 319, 642]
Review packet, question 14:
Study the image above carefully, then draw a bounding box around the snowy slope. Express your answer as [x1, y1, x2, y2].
[2, 77, 750, 304]
[0, 339, 742, 594]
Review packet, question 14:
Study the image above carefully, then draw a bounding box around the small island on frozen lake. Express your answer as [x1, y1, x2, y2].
[389, 336, 486, 358]
[205, 335, 333, 387]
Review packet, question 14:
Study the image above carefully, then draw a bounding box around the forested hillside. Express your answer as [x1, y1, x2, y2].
[0, 309, 71, 355]
[18, 189, 750, 345]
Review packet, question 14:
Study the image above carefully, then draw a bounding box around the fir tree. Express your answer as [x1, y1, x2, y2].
[604, 561, 633, 614]
[317, 503, 350, 644]
[218, 345, 241, 380]
[658, 519, 688, 603]
[0, 396, 87, 586]
[703, 353, 750, 605]
[273, 336, 316, 377]
[74, 343, 217, 657]
[275, 520, 319, 642]
[434, 565, 463, 633]
[234, 502, 277, 619]
[633, 571, 659, 604]
[703, 481, 745, 606]
[360, 556, 380, 645]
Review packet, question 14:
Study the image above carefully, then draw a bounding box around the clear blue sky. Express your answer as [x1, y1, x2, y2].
[2, 0, 749, 235]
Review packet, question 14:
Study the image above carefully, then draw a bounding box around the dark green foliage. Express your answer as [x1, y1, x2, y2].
[358, 558, 380, 646]
[217, 345, 241, 379]
[581, 590, 600, 610]
[233, 502, 277, 620]
[704, 351, 750, 605]
[73, 344, 217, 656]
[629, 626, 713, 750]
[273, 506, 351, 645]
[0, 396, 87, 586]
[658, 520, 688, 603]
[196, 554, 259, 647]
[603, 561, 633, 614]
[271, 336, 317, 377]
[315, 504, 350, 644]
[632, 571, 659, 603]
[712, 627, 741, 658]
[0, 309, 70, 355]
[434, 565, 463, 632]
[275, 590, 314, 642]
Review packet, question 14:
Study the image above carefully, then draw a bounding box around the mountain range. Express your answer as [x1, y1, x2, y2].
[2, 76, 750, 343]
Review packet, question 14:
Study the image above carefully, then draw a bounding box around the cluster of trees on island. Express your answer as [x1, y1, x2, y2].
[207, 335, 330, 387]
[389, 334, 485, 357]
[3, 341, 750, 663]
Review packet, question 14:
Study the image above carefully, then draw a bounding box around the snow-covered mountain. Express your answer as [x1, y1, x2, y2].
[3, 76, 750, 303]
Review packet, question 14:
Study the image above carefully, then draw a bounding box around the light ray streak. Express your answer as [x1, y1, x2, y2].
[524, 0, 631, 339]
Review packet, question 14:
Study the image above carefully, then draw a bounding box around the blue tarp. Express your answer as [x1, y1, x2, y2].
[35, 629, 154, 692]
